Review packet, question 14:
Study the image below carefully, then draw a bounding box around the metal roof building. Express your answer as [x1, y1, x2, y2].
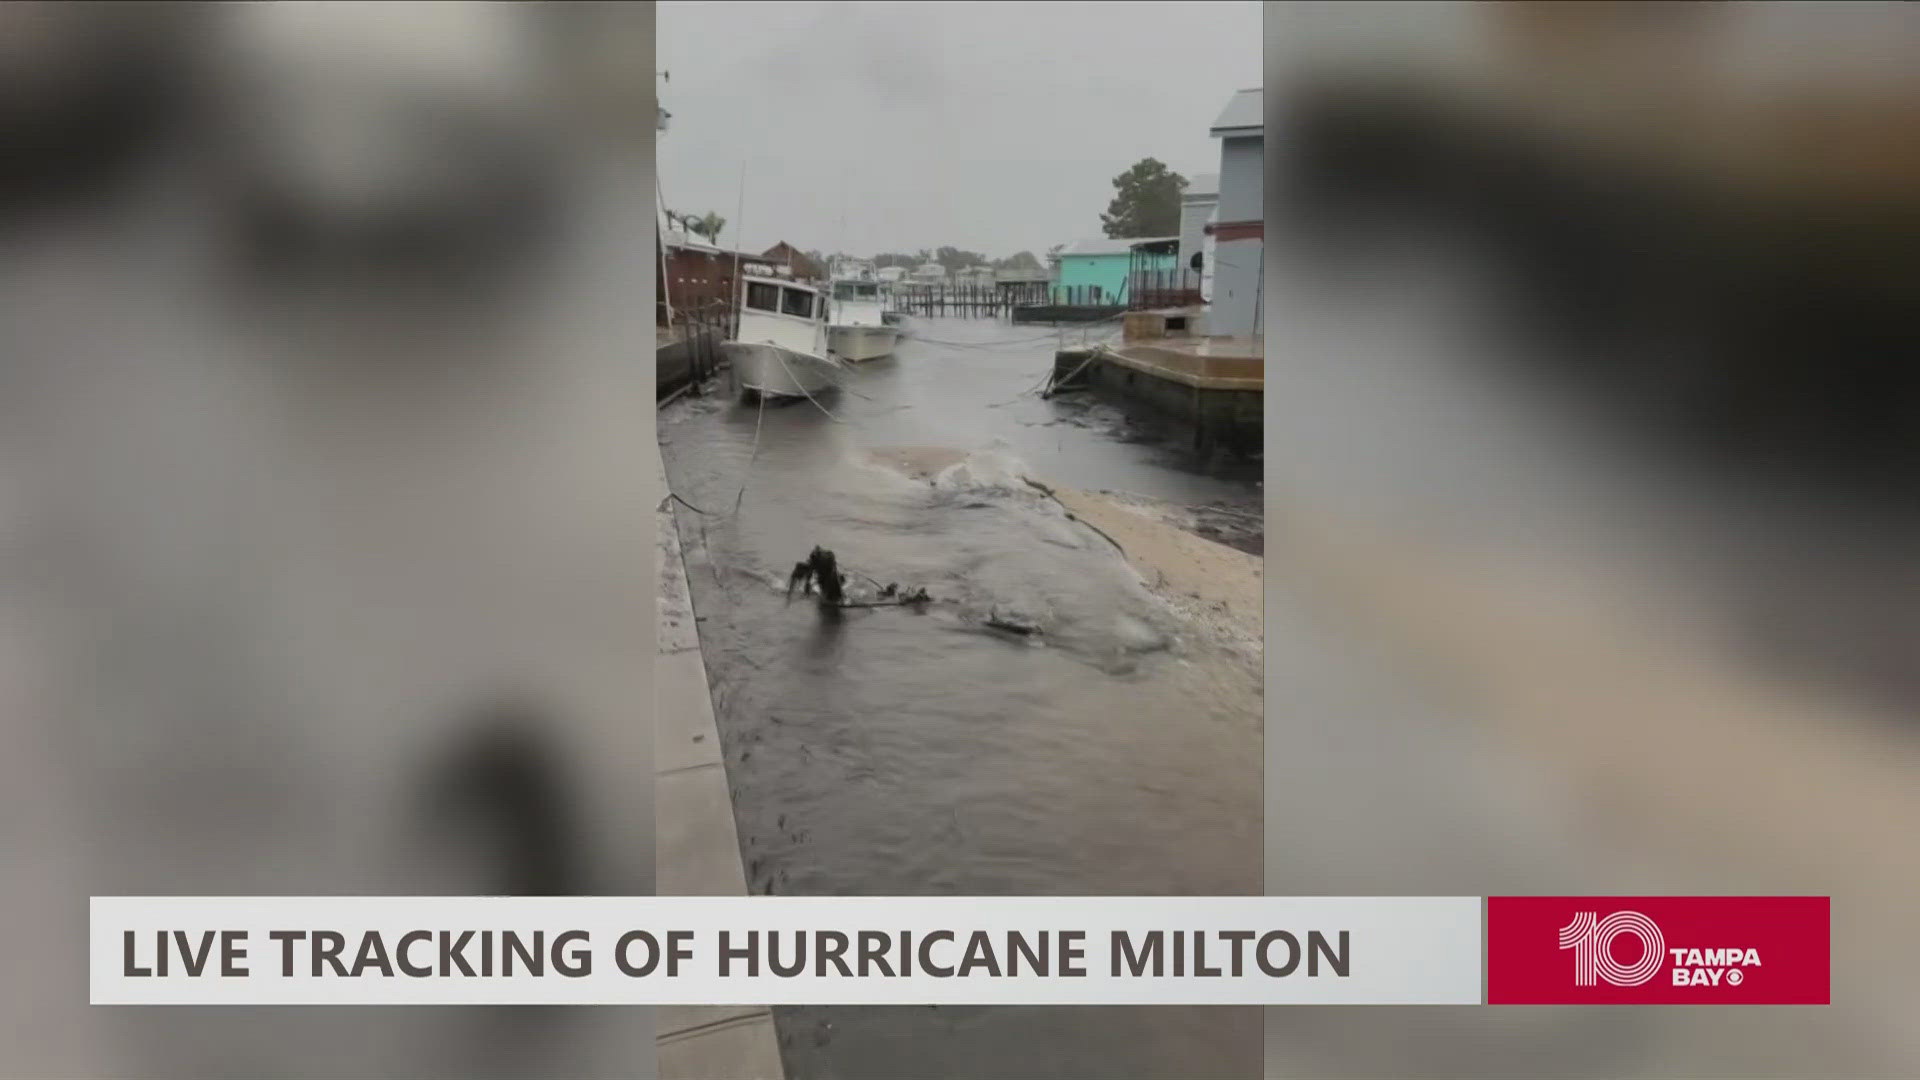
[1210, 88, 1262, 137]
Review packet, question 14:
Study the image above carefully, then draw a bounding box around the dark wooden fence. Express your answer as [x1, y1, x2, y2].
[885, 282, 1051, 318]
[656, 296, 734, 398]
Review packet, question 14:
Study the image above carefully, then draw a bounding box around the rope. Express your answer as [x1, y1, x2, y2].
[771, 349, 846, 423]
[662, 490, 719, 516]
[985, 367, 1058, 409]
[903, 314, 1127, 352]
[659, 382, 767, 520]
[1041, 348, 1103, 399]
[730, 388, 767, 516]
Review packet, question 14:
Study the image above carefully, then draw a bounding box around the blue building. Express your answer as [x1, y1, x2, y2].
[1049, 237, 1177, 304]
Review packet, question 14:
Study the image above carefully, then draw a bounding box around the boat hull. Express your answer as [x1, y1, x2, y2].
[826, 323, 901, 362]
[724, 341, 841, 399]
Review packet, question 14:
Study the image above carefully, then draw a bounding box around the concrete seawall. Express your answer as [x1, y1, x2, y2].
[653, 436, 784, 1079]
[1053, 338, 1263, 458]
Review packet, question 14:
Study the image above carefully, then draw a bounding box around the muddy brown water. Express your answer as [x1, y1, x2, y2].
[659, 317, 1263, 1080]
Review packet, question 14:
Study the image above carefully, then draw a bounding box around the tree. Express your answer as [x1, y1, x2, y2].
[679, 211, 726, 243]
[1099, 158, 1186, 239]
[994, 250, 1041, 271]
[934, 246, 988, 274]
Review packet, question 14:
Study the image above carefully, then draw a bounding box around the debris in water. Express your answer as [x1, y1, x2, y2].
[786, 546, 846, 606]
[1020, 476, 1126, 555]
[786, 546, 932, 609]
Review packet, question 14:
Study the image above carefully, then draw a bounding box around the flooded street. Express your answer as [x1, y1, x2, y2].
[659, 318, 1263, 1079]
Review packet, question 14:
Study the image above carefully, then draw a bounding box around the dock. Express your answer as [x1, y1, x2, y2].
[1052, 308, 1262, 457]
[885, 282, 1048, 319]
[1013, 303, 1128, 325]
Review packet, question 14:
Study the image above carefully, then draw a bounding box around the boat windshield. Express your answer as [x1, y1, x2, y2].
[745, 281, 780, 313]
[780, 286, 815, 318]
[833, 282, 858, 300]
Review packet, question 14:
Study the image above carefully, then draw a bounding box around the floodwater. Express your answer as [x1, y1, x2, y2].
[658, 318, 1263, 1079]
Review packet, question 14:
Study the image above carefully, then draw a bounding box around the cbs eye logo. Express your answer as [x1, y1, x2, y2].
[1558, 911, 1665, 987]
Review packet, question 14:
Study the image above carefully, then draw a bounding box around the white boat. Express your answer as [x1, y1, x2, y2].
[825, 268, 903, 361]
[723, 274, 848, 399]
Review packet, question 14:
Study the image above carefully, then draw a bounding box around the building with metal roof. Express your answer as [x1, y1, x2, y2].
[1210, 87, 1262, 137]
[1048, 236, 1179, 304]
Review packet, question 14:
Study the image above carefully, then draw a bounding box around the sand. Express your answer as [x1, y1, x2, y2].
[1046, 484, 1264, 655]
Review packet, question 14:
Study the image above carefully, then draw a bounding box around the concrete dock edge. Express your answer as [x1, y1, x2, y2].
[654, 434, 784, 1080]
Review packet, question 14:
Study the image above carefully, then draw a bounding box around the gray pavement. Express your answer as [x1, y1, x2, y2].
[654, 436, 784, 1080]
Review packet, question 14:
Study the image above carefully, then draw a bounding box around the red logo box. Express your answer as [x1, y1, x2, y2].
[1487, 896, 1829, 1004]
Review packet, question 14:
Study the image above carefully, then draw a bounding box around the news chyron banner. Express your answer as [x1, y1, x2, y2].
[90, 896, 1829, 1006]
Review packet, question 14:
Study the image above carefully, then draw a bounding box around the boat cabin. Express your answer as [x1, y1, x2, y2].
[741, 275, 827, 323]
[832, 280, 882, 302]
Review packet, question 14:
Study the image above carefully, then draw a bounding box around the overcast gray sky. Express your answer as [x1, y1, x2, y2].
[657, 1, 1262, 260]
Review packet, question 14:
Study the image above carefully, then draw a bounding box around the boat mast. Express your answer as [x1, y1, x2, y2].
[732, 160, 746, 332]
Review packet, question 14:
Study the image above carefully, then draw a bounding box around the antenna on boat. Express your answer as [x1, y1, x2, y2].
[732, 160, 746, 327]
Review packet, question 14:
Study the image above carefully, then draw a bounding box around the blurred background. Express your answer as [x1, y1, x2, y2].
[0, 3, 657, 1077]
[1262, 3, 1919, 1078]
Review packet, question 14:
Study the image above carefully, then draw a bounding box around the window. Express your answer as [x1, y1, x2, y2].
[857, 284, 878, 298]
[834, 282, 858, 300]
[745, 282, 780, 312]
[781, 287, 814, 318]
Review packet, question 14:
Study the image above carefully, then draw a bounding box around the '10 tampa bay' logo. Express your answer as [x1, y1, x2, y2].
[1558, 911, 1666, 986]
[1559, 910, 1765, 988]
[1488, 896, 1822, 1004]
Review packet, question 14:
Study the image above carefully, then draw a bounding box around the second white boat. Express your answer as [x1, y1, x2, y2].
[825, 270, 902, 362]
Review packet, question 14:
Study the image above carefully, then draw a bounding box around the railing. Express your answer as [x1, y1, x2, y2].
[1127, 268, 1205, 311]
[1045, 285, 1116, 307]
[658, 296, 736, 394]
[884, 282, 1053, 318]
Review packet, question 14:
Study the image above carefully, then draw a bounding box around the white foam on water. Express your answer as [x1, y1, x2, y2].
[928, 446, 1034, 493]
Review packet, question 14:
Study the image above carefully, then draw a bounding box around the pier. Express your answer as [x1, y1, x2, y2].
[1051, 309, 1263, 459]
[885, 282, 1049, 319]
